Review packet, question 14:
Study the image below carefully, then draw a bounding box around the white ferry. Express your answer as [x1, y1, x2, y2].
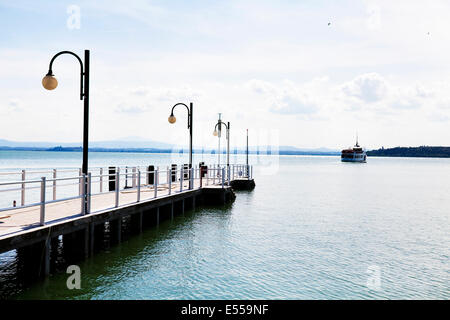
[341, 138, 367, 163]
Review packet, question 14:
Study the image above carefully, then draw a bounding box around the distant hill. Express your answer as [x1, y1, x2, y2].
[367, 146, 450, 158]
[0, 138, 340, 155]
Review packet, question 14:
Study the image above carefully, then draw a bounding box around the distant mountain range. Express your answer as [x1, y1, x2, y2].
[0, 138, 340, 155]
[367, 146, 450, 158]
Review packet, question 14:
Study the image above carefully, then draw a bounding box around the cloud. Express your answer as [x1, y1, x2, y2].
[115, 103, 150, 114]
[341, 73, 388, 103]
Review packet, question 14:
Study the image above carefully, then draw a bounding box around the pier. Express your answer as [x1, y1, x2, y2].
[0, 164, 254, 283]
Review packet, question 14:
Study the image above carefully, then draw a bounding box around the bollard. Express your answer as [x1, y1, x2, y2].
[108, 166, 116, 191]
[147, 165, 155, 185]
[40, 177, 46, 226]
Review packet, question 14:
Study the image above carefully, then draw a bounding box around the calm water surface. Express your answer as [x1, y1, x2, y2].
[0, 151, 449, 299]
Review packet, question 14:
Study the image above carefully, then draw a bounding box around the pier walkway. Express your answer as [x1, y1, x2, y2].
[0, 164, 254, 280]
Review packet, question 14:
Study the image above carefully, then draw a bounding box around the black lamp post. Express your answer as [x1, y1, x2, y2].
[213, 120, 230, 169]
[168, 102, 193, 187]
[42, 50, 90, 212]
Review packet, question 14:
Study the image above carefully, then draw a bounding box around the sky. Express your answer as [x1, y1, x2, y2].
[1, 0, 450, 150]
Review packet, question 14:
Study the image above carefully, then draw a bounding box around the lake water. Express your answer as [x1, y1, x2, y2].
[0, 151, 449, 299]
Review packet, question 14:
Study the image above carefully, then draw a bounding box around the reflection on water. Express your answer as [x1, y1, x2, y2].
[1, 154, 450, 299]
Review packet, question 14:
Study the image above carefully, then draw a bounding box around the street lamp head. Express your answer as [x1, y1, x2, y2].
[168, 114, 176, 124]
[42, 73, 58, 90]
[213, 129, 218, 136]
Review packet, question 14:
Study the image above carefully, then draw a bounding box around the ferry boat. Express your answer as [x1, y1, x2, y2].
[341, 137, 367, 163]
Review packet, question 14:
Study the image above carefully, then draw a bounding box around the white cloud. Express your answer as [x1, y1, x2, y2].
[341, 73, 388, 103]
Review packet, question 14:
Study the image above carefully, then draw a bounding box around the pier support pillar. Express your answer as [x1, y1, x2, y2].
[171, 202, 174, 221]
[182, 199, 185, 215]
[156, 207, 160, 226]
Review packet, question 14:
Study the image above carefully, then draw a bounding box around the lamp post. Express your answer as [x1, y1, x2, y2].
[168, 102, 193, 188]
[42, 50, 90, 212]
[213, 120, 230, 174]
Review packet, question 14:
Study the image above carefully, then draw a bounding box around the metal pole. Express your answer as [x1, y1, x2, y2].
[81, 174, 86, 215]
[40, 177, 46, 226]
[82, 50, 90, 214]
[21, 169, 25, 206]
[154, 169, 158, 198]
[168, 169, 172, 195]
[87, 172, 91, 214]
[53, 168, 57, 200]
[100, 167, 103, 193]
[180, 167, 183, 192]
[137, 170, 141, 202]
[189, 103, 193, 189]
[132, 167, 136, 188]
[227, 122, 230, 181]
[115, 168, 120, 207]
[246, 128, 249, 167]
[222, 168, 225, 188]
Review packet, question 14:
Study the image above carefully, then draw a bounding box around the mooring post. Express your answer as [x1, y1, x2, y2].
[40, 177, 46, 226]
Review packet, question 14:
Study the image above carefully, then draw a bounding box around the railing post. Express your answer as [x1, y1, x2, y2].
[168, 169, 172, 195]
[87, 172, 92, 214]
[137, 169, 141, 202]
[21, 169, 25, 206]
[247, 165, 250, 180]
[81, 174, 86, 215]
[190, 168, 194, 190]
[115, 168, 120, 207]
[222, 167, 225, 188]
[40, 177, 46, 226]
[180, 167, 183, 192]
[213, 167, 216, 185]
[99, 167, 103, 193]
[232, 165, 234, 181]
[52, 168, 57, 201]
[132, 167, 137, 188]
[154, 169, 158, 198]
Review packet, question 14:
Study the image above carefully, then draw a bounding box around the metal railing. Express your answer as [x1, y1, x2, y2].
[0, 164, 253, 228]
